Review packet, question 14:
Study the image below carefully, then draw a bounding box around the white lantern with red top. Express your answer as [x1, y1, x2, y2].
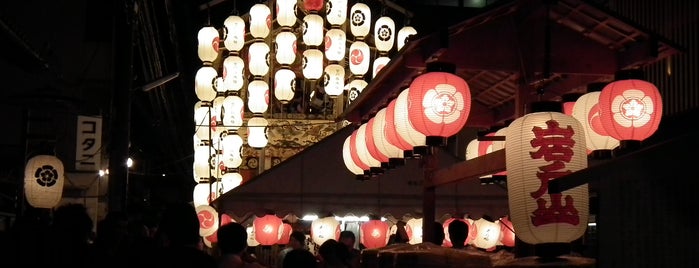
[365, 117, 389, 168]
[355, 124, 382, 171]
[223, 55, 245, 92]
[472, 218, 502, 250]
[223, 15, 245, 52]
[573, 88, 619, 157]
[323, 64, 345, 98]
[311, 216, 341, 245]
[302, 49, 324, 80]
[360, 219, 389, 249]
[276, 0, 297, 28]
[326, 0, 347, 26]
[393, 89, 426, 155]
[197, 26, 219, 63]
[274, 69, 296, 104]
[349, 41, 370, 76]
[247, 117, 269, 149]
[324, 29, 346, 62]
[350, 3, 371, 38]
[254, 214, 284, 246]
[372, 56, 390, 79]
[371, 108, 405, 167]
[374, 16, 395, 53]
[24, 155, 64, 208]
[247, 80, 269, 114]
[385, 98, 415, 156]
[349, 130, 371, 173]
[249, 4, 271, 39]
[196, 205, 220, 237]
[248, 42, 270, 77]
[397, 26, 417, 51]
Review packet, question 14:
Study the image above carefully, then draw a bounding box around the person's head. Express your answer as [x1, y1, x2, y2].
[448, 220, 468, 248]
[52, 203, 93, 244]
[394, 221, 409, 243]
[318, 239, 348, 265]
[339, 230, 356, 249]
[432, 221, 445, 246]
[288, 230, 306, 249]
[283, 248, 317, 268]
[217, 222, 248, 255]
[157, 203, 200, 247]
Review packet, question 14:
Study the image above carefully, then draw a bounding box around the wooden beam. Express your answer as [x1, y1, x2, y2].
[428, 150, 506, 187]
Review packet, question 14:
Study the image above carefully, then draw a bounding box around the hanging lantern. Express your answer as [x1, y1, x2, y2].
[348, 130, 370, 173]
[193, 182, 216, 206]
[598, 70, 662, 146]
[223, 55, 245, 92]
[211, 97, 225, 137]
[304, 0, 324, 12]
[349, 41, 370, 76]
[371, 108, 404, 166]
[247, 117, 269, 149]
[393, 89, 427, 154]
[274, 69, 296, 103]
[465, 138, 479, 160]
[204, 214, 236, 246]
[220, 172, 243, 193]
[472, 218, 502, 250]
[374, 16, 395, 53]
[350, 3, 371, 38]
[442, 218, 475, 247]
[249, 4, 271, 39]
[326, 0, 347, 26]
[196, 205, 220, 237]
[302, 14, 324, 47]
[385, 98, 415, 154]
[347, 79, 368, 104]
[276, 0, 297, 27]
[195, 66, 218, 102]
[397, 26, 417, 51]
[222, 95, 245, 131]
[324, 29, 346, 62]
[275, 31, 297, 66]
[343, 135, 366, 178]
[365, 117, 390, 167]
[406, 218, 423, 244]
[221, 133, 243, 168]
[506, 103, 589, 245]
[248, 42, 270, 77]
[247, 80, 270, 114]
[372, 56, 390, 79]
[407, 68, 471, 146]
[197, 26, 220, 63]
[311, 216, 341, 245]
[355, 124, 382, 170]
[561, 93, 582, 116]
[277, 223, 293, 245]
[465, 218, 478, 245]
[572, 91, 619, 154]
[223, 15, 245, 52]
[194, 101, 212, 140]
[323, 64, 345, 98]
[247, 226, 260, 247]
[24, 155, 64, 208]
[254, 214, 284, 246]
[193, 144, 212, 182]
[302, 49, 324, 80]
[499, 216, 516, 247]
[360, 219, 389, 249]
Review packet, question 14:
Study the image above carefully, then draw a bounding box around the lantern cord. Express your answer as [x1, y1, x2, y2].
[206, 3, 211, 26]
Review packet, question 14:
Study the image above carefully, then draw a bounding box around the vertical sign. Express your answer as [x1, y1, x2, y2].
[75, 115, 102, 171]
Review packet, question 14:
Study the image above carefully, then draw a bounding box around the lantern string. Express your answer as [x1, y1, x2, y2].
[206, 3, 211, 26]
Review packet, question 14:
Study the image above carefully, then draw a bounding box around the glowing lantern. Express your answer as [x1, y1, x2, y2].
[371, 108, 404, 166]
[349, 41, 370, 76]
[385, 98, 414, 154]
[374, 16, 395, 53]
[221, 133, 243, 168]
[372, 56, 390, 79]
[348, 130, 370, 172]
[247, 117, 269, 149]
[195, 66, 218, 102]
[249, 4, 271, 39]
[442, 218, 474, 247]
[561, 93, 582, 116]
[365, 117, 389, 167]
[324, 29, 346, 62]
[197, 26, 219, 63]
[323, 64, 345, 97]
[247, 80, 269, 114]
[304, 0, 324, 12]
[220, 172, 243, 193]
[223, 55, 245, 92]
[465, 138, 479, 160]
[311, 216, 341, 245]
[350, 3, 371, 38]
[211, 97, 225, 139]
[397, 26, 417, 51]
[360, 220, 389, 249]
[393, 89, 427, 154]
[472, 218, 501, 250]
[499, 216, 516, 247]
[222, 95, 245, 131]
[275, 31, 297, 66]
[572, 91, 619, 154]
[276, 0, 297, 27]
[302, 14, 324, 47]
[254, 214, 284, 245]
[406, 218, 423, 244]
[277, 223, 293, 244]
[247, 226, 260, 247]
[355, 124, 382, 169]
[326, 0, 347, 26]
[248, 42, 270, 77]
[347, 79, 368, 104]
[193, 182, 216, 206]
[223, 15, 245, 51]
[196, 205, 219, 237]
[24, 155, 64, 208]
[193, 144, 212, 182]
[407, 69, 471, 146]
[194, 102, 211, 140]
[343, 135, 366, 178]
[274, 69, 296, 104]
[302, 49, 323, 80]
[506, 102, 589, 244]
[204, 214, 235, 246]
[599, 70, 662, 146]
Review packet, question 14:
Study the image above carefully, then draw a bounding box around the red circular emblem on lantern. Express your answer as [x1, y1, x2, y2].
[350, 49, 364, 65]
[254, 214, 283, 246]
[407, 72, 471, 138]
[598, 79, 662, 141]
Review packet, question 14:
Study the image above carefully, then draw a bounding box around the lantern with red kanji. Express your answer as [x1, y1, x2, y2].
[277, 222, 293, 245]
[253, 214, 284, 246]
[505, 101, 588, 245]
[598, 70, 662, 151]
[407, 63, 471, 146]
[360, 220, 390, 249]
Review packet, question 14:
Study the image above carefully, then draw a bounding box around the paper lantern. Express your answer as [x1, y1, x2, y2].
[355, 124, 382, 169]
[247, 226, 260, 247]
[326, 0, 347, 26]
[247, 117, 269, 149]
[385, 98, 414, 152]
[223, 15, 245, 51]
[222, 95, 245, 131]
[221, 133, 243, 168]
[397, 26, 417, 51]
[193, 144, 213, 182]
[349, 41, 370, 76]
[407, 70, 471, 146]
[348, 130, 370, 172]
[193, 182, 217, 206]
[465, 138, 479, 160]
[276, 0, 297, 27]
[572, 91, 619, 153]
[350, 3, 371, 38]
[254, 214, 284, 245]
[441, 218, 473, 247]
[360, 220, 389, 249]
[24, 155, 64, 208]
[247, 80, 269, 114]
[277, 223, 293, 245]
[195, 66, 218, 102]
[196, 205, 219, 237]
[249, 4, 271, 39]
[323, 64, 345, 97]
[472, 218, 501, 250]
[194, 101, 211, 140]
[223, 55, 245, 92]
[406, 218, 423, 244]
[372, 56, 390, 79]
[220, 172, 243, 193]
[274, 69, 296, 104]
[393, 89, 427, 152]
[374, 16, 395, 52]
[210, 97, 225, 140]
[347, 79, 368, 104]
[304, 0, 324, 12]
[248, 42, 270, 77]
[365, 117, 389, 166]
[343, 135, 365, 177]
[324, 29, 346, 62]
[204, 214, 235, 246]
[311, 216, 341, 245]
[197, 26, 219, 63]
[499, 216, 516, 247]
[275, 31, 297, 66]
[371, 108, 404, 165]
[599, 76, 662, 143]
[302, 49, 323, 80]
[506, 109, 589, 244]
[302, 14, 324, 47]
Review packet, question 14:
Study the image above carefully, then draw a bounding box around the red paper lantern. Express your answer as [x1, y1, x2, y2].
[407, 69, 471, 146]
[196, 205, 219, 237]
[384, 98, 413, 152]
[365, 117, 389, 164]
[277, 223, 293, 245]
[360, 220, 389, 249]
[204, 213, 236, 244]
[304, 0, 323, 12]
[253, 214, 283, 245]
[598, 73, 662, 143]
[349, 129, 370, 171]
[499, 216, 516, 247]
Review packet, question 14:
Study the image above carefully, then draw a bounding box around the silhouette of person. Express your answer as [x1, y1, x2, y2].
[282, 248, 318, 268]
[448, 219, 469, 249]
[217, 222, 265, 268]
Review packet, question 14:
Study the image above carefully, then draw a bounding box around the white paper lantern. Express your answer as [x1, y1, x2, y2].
[506, 111, 589, 244]
[324, 29, 346, 62]
[274, 69, 296, 103]
[326, 0, 347, 26]
[311, 216, 341, 245]
[372, 56, 391, 79]
[223, 15, 245, 52]
[349, 3, 371, 38]
[223, 55, 245, 92]
[347, 79, 368, 104]
[247, 117, 269, 149]
[211, 97, 225, 137]
[572, 91, 620, 152]
[342, 135, 365, 176]
[24, 155, 64, 208]
[393, 89, 426, 148]
[371, 108, 403, 160]
[355, 124, 381, 168]
[193, 144, 212, 182]
[465, 138, 479, 160]
[323, 64, 345, 98]
[196, 205, 220, 237]
[275, 31, 298, 66]
[397, 26, 417, 51]
[472, 218, 502, 250]
[249, 3, 271, 39]
[222, 95, 245, 130]
[247, 226, 260, 247]
[193, 182, 216, 206]
[276, 0, 297, 27]
[349, 41, 370, 76]
[221, 133, 243, 168]
[491, 127, 508, 152]
[220, 172, 243, 193]
[197, 26, 220, 63]
[406, 218, 423, 244]
[247, 80, 269, 114]
[195, 66, 218, 102]
[194, 101, 212, 141]
[248, 42, 270, 77]
[302, 49, 324, 80]
[374, 16, 395, 53]
[302, 14, 324, 47]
